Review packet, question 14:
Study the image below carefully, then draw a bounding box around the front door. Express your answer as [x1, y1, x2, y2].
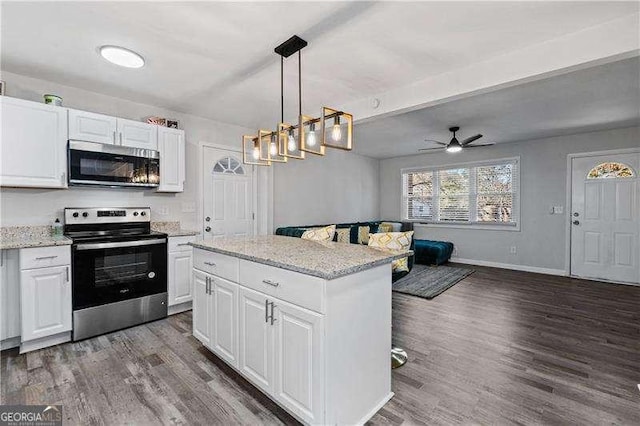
[202, 146, 254, 240]
[570, 152, 639, 284]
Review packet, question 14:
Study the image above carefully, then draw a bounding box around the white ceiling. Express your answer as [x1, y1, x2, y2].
[2, 1, 638, 130]
[354, 57, 640, 158]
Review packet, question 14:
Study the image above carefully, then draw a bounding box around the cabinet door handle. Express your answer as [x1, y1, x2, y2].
[35, 255, 58, 260]
[265, 299, 269, 323]
[61, 172, 66, 185]
[177, 243, 191, 246]
[269, 301, 277, 325]
[65, 266, 70, 283]
[262, 279, 279, 287]
[113, 130, 117, 144]
[204, 261, 216, 267]
[119, 132, 123, 145]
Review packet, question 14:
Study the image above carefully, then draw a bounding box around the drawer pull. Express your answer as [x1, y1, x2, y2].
[177, 243, 191, 246]
[35, 255, 58, 260]
[262, 279, 279, 287]
[204, 261, 216, 267]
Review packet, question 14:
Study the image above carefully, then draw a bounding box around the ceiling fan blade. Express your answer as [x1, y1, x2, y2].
[464, 143, 495, 149]
[460, 134, 483, 146]
[424, 139, 447, 145]
[418, 147, 445, 152]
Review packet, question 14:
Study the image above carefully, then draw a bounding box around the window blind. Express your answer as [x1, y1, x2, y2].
[402, 158, 519, 226]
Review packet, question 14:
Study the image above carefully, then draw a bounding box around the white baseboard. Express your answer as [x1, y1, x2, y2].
[450, 257, 567, 277]
[168, 301, 192, 316]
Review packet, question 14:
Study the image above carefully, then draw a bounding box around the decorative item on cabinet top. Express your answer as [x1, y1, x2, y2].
[242, 35, 353, 166]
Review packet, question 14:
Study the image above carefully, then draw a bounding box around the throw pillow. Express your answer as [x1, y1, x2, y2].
[301, 225, 336, 242]
[335, 228, 351, 243]
[379, 222, 394, 233]
[368, 231, 414, 272]
[358, 226, 371, 244]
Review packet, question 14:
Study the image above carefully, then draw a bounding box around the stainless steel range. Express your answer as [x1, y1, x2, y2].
[64, 207, 168, 341]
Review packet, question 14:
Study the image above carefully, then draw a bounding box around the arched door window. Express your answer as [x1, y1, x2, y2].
[213, 156, 245, 175]
[586, 162, 635, 179]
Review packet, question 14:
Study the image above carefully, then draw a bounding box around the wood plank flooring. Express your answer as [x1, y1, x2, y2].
[2, 265, 639, 425]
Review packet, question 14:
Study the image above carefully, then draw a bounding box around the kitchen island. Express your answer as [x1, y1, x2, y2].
[190, 235, 409, 425]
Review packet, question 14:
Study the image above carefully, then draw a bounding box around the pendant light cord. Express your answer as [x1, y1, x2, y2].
[298, 50, 302, 116]
[280, 56, 284, 124]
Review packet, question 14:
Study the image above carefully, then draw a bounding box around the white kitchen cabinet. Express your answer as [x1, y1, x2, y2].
[0, 250, 20, 347]
[20, 265, 72, 342]
[168, 236, 195, 309]
[192, 269, 211, 346]
[0, 96, 68, 188]
[273, 300, 324, 424]
[238, 286, 274, 393]
[68, 109, 117, 144]
[117, 118, 158, 150]
[210, 275, 238, 366]
[157, 127, 185, 193]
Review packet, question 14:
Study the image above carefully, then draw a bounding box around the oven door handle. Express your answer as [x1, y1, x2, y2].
[75, 238, 166, 251]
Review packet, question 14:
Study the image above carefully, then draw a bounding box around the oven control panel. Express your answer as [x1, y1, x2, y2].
[64, 208, 151, 224]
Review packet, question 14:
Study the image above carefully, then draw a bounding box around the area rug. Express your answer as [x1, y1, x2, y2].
[393, 264, 474, 299]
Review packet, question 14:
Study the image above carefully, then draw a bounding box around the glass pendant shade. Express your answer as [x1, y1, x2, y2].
[321, 107, 353, 150]
[242, 135, 271, 166]
[258, 129, 287, 163]
[299, 115, 325, 155]
[277, 123, 305, 160]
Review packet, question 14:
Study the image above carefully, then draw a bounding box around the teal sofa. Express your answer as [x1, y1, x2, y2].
[275, 221, 415, 282]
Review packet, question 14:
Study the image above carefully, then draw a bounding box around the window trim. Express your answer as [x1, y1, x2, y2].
[401, 156, 521, 231]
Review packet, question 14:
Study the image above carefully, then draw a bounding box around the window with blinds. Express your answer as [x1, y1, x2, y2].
[402, 158, 519, 227]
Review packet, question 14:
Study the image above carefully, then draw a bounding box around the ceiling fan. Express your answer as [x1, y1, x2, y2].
[419, 126, 494, 153]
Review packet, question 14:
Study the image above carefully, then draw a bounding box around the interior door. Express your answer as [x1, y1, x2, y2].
[202, 146, 254, 240]
[238, 287, 273, 394]
[571, 152, 639, 284]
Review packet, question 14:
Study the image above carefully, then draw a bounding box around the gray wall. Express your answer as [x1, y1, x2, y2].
[273, 148, 380, 228]
[0, 71, 252, 230]
[379, 126, 640, 272]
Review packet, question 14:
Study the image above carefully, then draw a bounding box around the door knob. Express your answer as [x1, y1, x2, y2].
[572, 220, 580, 225]
[205, 216, 211, 222]
[205, 226, 211, 232]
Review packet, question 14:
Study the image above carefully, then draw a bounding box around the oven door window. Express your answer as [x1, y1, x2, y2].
[73, 242, 167, 310]
[69, 149, 152, 185]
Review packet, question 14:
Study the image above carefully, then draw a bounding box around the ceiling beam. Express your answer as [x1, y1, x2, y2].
[342, 13, 640, 124]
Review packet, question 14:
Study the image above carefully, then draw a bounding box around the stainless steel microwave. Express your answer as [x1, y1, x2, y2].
[68, 141, 160, 188]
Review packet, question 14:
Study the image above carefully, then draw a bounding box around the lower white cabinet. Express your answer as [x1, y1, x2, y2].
[238, 286, 273, 392]
[168, 236, 196, 314]
[20, 265, 72, 341]
[1, 250, 20, 346]
[193, 248, 393, 425]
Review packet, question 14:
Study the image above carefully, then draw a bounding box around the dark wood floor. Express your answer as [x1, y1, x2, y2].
[2, 265, 639, 425]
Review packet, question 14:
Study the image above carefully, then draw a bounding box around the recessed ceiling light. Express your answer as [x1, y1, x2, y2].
[99, 45, 145, 68]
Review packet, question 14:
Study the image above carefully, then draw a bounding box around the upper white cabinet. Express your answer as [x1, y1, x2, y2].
[117, 118, 158, 150]
[157, 127, 185, 192]
[68, 109, 117, 144]
[0, 97, 68, 188]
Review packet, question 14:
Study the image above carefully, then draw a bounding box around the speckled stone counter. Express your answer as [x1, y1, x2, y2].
[0, 226, 72, 250]
[190, 235, 411, 280]
[151, 221, 199, 237]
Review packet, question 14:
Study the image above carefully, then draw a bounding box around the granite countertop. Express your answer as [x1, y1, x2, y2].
[190, 235, 412, 280]
[151, 221, 200, 237]
[0, 226, 72, 250]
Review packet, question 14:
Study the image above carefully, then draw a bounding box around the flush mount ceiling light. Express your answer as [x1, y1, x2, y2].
[99, 45, 145, 68]
[242, 35, 353, 166]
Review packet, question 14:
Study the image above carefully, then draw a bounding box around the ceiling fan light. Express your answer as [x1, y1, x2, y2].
[446, 142, 463, 153]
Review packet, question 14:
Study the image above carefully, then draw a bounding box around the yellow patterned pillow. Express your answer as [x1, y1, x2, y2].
[301, 225, 336, 242]
[368, 231, 414, 272]
[335, 228, 350, 243]
[358, 226, 371, 244]
[379, 223, 394, 233]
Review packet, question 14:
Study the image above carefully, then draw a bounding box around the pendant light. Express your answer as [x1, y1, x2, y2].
[242, 35, 354, 166]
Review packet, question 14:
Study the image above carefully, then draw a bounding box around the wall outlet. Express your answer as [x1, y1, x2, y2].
[157, 206, 169, 216]
[452, 247, 458, 257]
[551, 206, 564, 214]
[509, 246, 517, 254]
